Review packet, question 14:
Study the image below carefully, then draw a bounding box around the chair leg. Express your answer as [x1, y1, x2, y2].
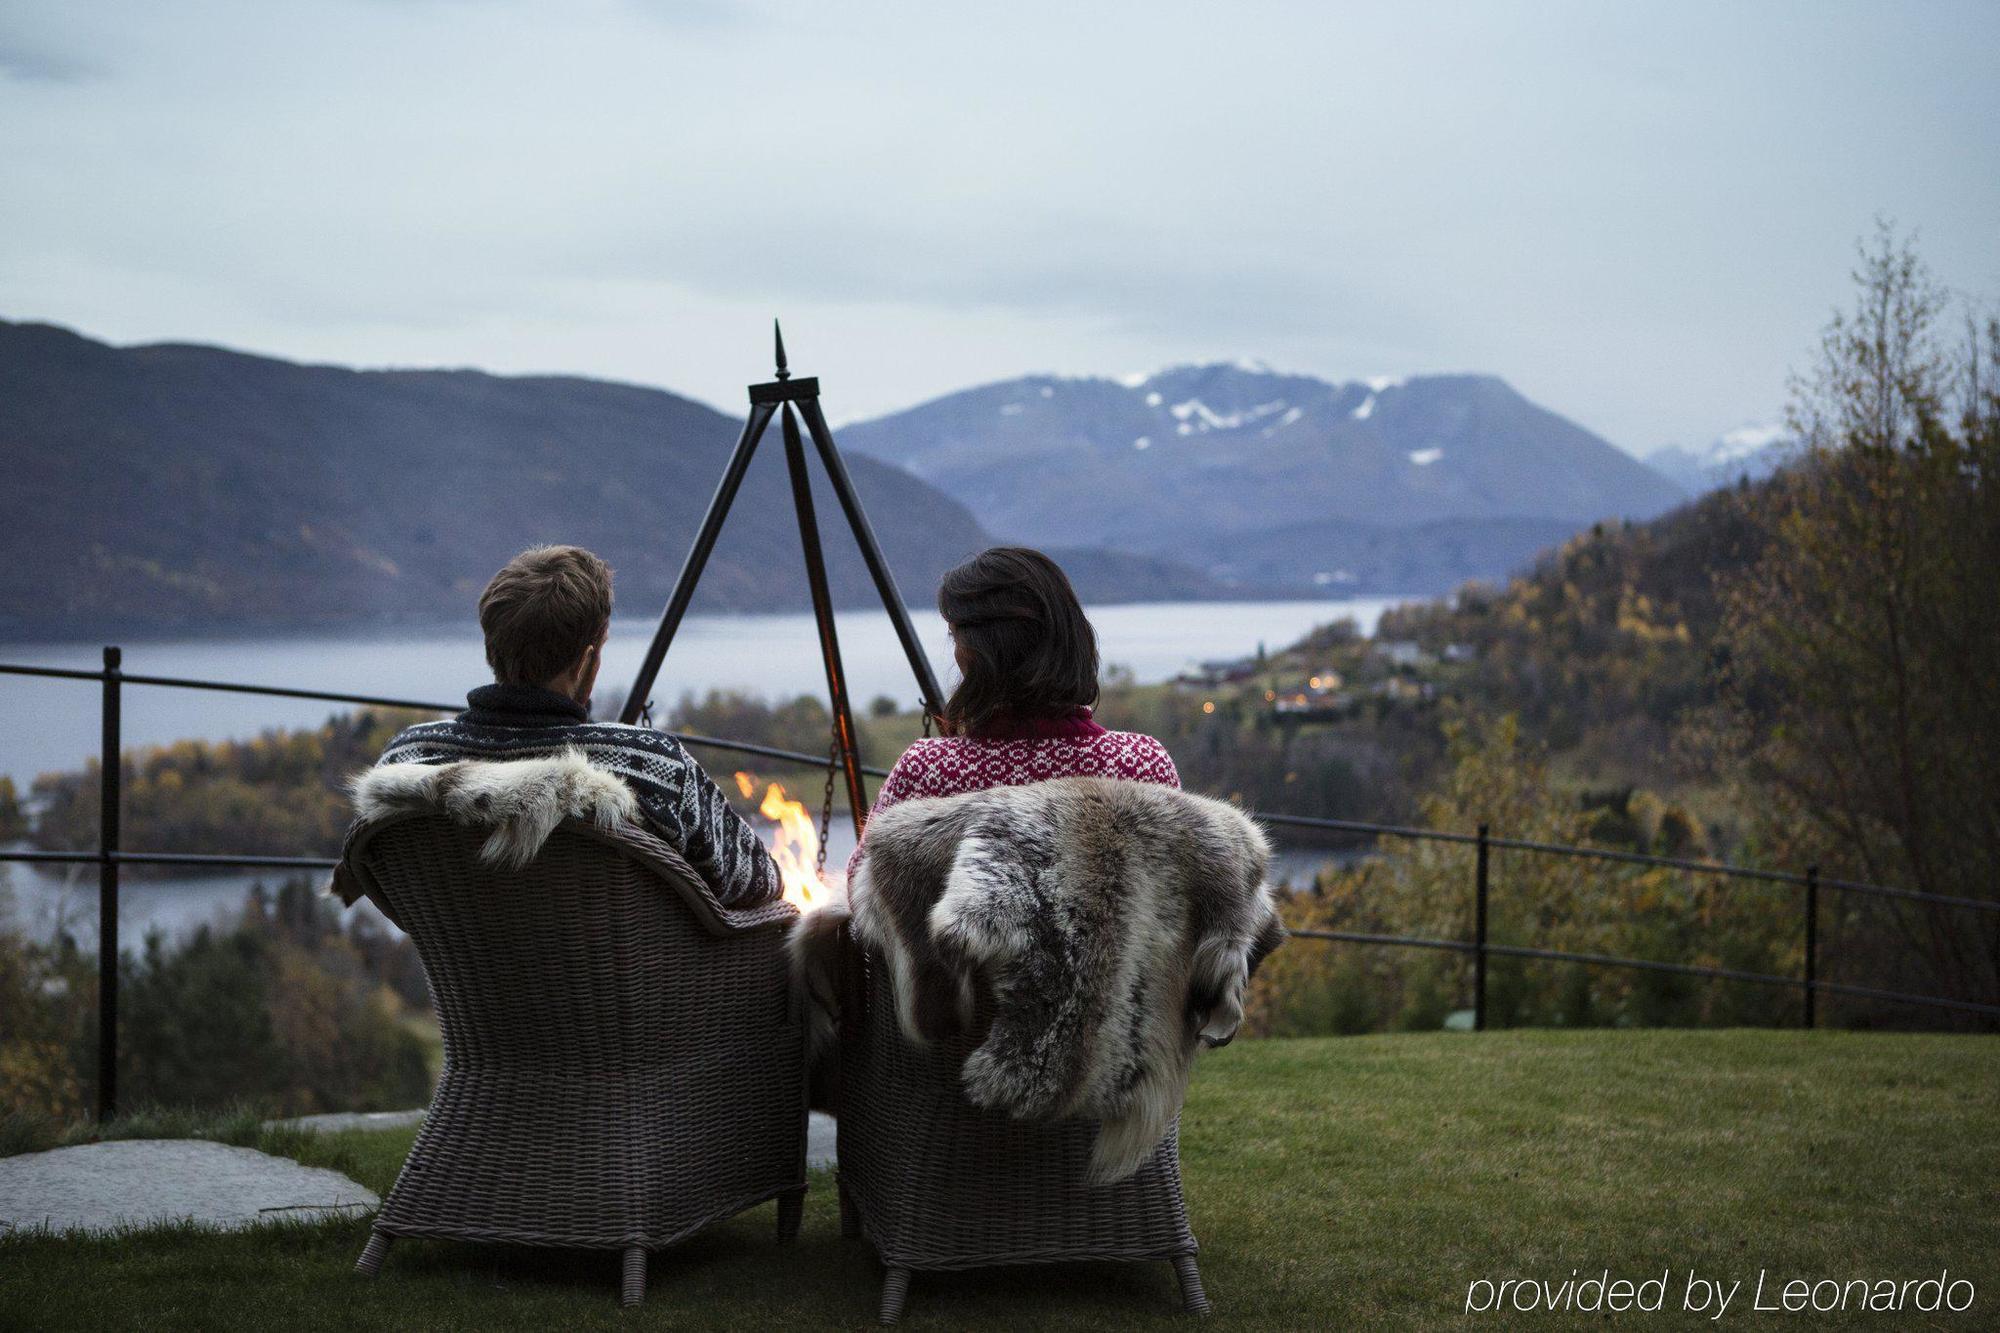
[777, 1188, 805, 1244]
[837, 1178, 861, 1240]
[878, 1265, 912, 1325]
[354, 1227, 392, 1277]
[1173, 1253, 1211, 1315]
[621, 1245, 647, 1307]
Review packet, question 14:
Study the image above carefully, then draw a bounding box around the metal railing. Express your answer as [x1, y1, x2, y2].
[2, 650, 1994, 1122]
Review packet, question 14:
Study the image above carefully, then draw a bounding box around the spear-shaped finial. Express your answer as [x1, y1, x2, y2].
[773, 319, 790, 381]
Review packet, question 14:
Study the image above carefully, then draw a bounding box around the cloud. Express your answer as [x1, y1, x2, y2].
[554, 206, 1398, 349]
[0, 0, 1994, 451]
[0, 38, 96, 83]
[623, 0, 747, 30]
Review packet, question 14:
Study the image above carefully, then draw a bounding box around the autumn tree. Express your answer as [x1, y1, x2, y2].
[1246, 714, 1793, 1036]
[1715, 224, 2000, 1018]
[0, 777, 27, 841]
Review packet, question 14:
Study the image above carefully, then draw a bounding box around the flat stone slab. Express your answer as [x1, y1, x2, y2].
[268, 1108, 427, 1134]
[0, 1139, 378, 1236]
[807, 1111, 835, 1168]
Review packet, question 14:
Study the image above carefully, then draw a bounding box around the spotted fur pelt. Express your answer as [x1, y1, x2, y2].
[822, 776, 1284, 1183]
[338, 749, 637, 894]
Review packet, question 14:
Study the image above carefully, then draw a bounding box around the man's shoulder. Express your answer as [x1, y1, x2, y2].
[375, 717, 461, 765]
[572, 721, 696, 760]
[560, 725, 709, 797]
[586, 719, 681, 741]
[374, 716, 691, 765]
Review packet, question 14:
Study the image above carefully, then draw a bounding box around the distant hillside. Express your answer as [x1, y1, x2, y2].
[1182, 515, 1584, 594]
[1374, 481, 1767, 785]
[838, 362, 1690, 591]
[0, 320, 1235, 637]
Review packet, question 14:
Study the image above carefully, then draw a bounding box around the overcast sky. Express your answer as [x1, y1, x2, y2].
[3, 1, 1996, 453]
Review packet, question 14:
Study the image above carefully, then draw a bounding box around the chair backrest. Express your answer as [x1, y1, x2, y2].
[347, 812, 757, 1076]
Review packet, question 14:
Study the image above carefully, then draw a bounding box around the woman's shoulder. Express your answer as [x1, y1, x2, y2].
[1093, 730, 1180, 784]
[1096, 728, 1171, 753]
[882, 735, 970, 782]
[892, 735, 962, 765]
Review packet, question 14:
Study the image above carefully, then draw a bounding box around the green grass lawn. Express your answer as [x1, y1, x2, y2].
[2, 1031, 1994, 1329]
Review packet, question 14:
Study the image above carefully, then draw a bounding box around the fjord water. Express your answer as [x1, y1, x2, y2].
[1, 598, 1403, 945]
[0, 599, 1406, 788]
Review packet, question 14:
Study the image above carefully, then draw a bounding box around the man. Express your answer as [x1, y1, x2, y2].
[375, 544, 782, 908]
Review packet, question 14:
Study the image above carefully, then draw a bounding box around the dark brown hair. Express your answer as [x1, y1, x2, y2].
[937, 547, 1098, 737]
[477, 545, 614, 686]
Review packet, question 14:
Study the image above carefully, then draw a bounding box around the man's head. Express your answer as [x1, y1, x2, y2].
[477, 545, 614, 706]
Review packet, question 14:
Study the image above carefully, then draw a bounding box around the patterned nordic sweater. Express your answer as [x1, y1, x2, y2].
[377, 683, 782, 909]
[846, 708, 1179, 880]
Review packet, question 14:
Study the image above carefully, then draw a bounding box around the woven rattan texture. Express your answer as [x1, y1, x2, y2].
[353, 815, 807, 1252]
[835, 943, 1198, 1273]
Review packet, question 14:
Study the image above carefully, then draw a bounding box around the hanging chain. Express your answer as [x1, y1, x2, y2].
[815, 732, 840, 878]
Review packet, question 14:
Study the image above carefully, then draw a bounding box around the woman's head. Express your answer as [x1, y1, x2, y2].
[937, 547, 1099, 737]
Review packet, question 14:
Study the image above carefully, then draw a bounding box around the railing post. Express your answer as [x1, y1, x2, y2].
[1803, 865, 1819, 1030]
[1474, 822, 1490, 1032]
[97, 645, 121, 1121]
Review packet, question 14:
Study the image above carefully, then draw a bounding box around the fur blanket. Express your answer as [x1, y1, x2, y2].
[330, 749, 638, 906]
[798, 777, 1285, 1183]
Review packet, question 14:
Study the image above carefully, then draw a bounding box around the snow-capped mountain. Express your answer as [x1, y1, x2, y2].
[3, 319, 1283, 635]
[837, 362, 1689, 593]
[1644, 423, 1790, 496]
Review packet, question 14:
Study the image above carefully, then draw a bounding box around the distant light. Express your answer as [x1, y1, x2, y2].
[1202, 701, 1216, 714]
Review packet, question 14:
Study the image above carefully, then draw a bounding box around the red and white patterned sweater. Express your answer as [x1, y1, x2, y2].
[846, 709, 1179, 880]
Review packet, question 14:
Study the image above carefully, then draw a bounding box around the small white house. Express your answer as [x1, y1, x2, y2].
[1374, 639, 1429, 668]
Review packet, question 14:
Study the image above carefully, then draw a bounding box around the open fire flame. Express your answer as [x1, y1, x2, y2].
[734, 771, 833, 910]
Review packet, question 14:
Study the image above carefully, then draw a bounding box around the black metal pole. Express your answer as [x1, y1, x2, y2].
[1804, 865, 1819, 1029]
[781, 404, 869, 836]
[796, 397, 947, 720]
[1473, 822, 1490, 1033]
[619, 401, 779, 723]
[98, 645, 122, 1121]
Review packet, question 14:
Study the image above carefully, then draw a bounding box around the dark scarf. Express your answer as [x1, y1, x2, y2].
[461, 683, 590, 730]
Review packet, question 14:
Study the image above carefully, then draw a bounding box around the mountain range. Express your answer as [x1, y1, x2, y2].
[838, 361, 1690, 593]
[0, 319, 1229, 638]
[1643, 423, 1790, 495]
[2, 320, 1734, 638]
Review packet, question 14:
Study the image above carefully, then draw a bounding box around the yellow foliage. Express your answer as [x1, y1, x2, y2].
[0, 1038, 85, 1121]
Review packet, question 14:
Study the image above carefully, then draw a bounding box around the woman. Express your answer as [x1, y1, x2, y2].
[848, 547, 1178, 879]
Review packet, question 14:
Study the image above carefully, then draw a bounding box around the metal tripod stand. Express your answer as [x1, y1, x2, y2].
[618, 323, 947, 838]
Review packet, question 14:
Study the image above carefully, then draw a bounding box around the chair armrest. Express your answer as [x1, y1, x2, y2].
[328, 819, 402, 925]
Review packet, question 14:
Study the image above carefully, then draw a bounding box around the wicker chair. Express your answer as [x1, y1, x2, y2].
[834, 936, 1209, 1324]
[338, 811, 806, 1307]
